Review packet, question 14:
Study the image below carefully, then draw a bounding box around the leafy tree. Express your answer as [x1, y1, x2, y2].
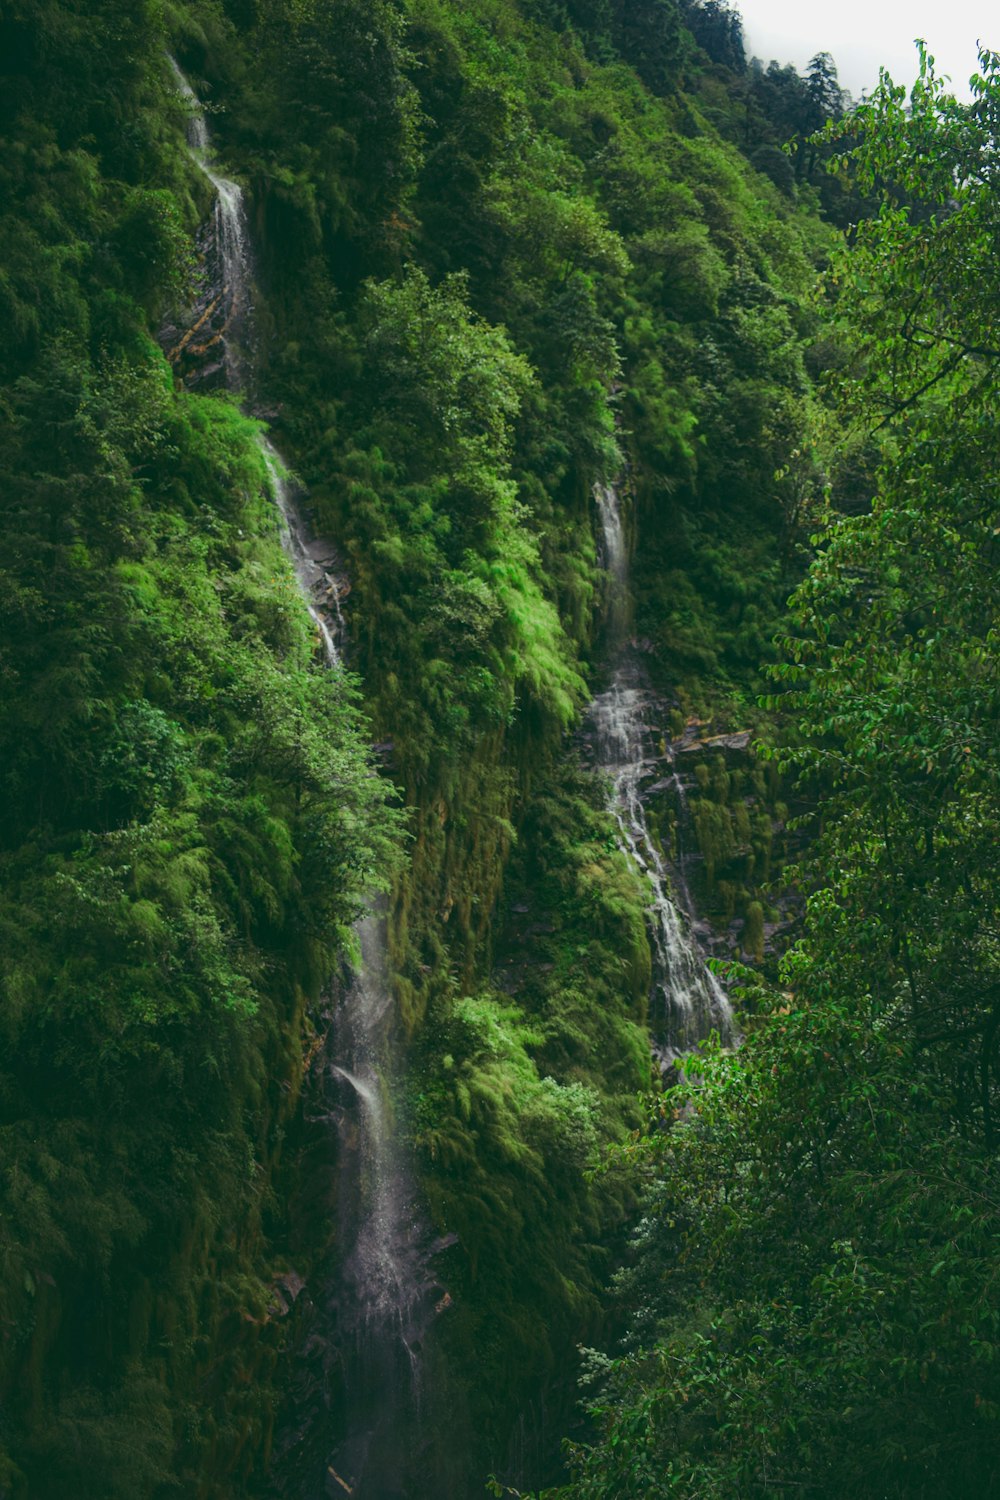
[748, 58, 810, 145]
[679, 0, 745, 73]
[558, 45, 1000, 1500]
[611, 0, 686, 95]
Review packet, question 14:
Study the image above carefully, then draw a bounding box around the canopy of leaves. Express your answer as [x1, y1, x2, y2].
[559, 46, 1000, 1500]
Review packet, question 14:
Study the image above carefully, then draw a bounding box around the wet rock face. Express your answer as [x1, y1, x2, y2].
[578, 658, 801, 969]
[159, 218, 242, 391]
[158, 220, 226, 387]
[659, 721, 802, 965]
[675, 725, 753, 760]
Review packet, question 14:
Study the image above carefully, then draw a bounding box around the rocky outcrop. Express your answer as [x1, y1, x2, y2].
[159, 219, 240, 391]
[577, 655, 800, 968]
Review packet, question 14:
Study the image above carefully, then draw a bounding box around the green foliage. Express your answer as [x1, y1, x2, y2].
[564, 1006, 1000, 1497]
[228, 0, 830, 758]
[560, 47, 1000, 1500]
[271, 265, 589, 792]
[409, 981, 620, 1465]
[771, 44, 1000, 1117]
[495, 757, 654, 1091]
[408, 757, 653, 1469]
[0, 351, 401, 1482]
[0, 22, 402, 1484]
[0, 0, 844, 1491]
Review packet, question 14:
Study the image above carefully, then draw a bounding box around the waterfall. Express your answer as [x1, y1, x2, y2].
[169, 58, 345, 664]
[170, 58, 440, 1497]
[594, 482, 629, 642]
[168, 56, 252, 390]
[263, 921, 450, 1500]
[589, 483, 734, 1063]
[259, 439, 343, 668]
[330, 919, 426, 1344]
[313, 918, 444, 1498]
[266, 916, 453, 1500]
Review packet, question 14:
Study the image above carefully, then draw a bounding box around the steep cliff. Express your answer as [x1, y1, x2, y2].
[0, 1, 833, 1494]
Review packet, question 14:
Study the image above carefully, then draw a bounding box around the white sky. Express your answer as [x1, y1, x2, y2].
[740, 0, 998, 100]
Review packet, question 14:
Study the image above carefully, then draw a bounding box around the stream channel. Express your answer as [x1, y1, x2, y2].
[588, 482, 735, 1064]
[169, 61, 444, 1498]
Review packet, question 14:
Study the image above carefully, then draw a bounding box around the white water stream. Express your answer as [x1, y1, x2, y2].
[259, 439, 344, 668]
[169, 57, 253, 389]
[590, 484, 734, 1061]
[330, 919, 425, 1334]
[315, 919, 440, 1497]
[170, 56, 344, 667]
[170, 59, 433, 1496]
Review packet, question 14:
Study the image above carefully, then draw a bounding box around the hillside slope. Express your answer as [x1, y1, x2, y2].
[0, 1, 834, 1493]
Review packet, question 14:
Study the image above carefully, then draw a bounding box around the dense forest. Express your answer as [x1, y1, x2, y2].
[1, 0, 998, 1495]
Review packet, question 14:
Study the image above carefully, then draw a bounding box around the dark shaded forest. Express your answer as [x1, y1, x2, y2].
[1, 0, 998, 1495]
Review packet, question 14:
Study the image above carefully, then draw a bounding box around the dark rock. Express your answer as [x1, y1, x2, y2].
[158, 214, 245, 392]
[277, 1270, 307, 1302]
[675, 730, 753, 759]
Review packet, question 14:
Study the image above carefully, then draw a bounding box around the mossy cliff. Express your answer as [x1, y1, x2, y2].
[0, 0, 834, 1492]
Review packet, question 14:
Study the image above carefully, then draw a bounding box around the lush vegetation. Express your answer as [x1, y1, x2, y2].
[11, 0, 989, 1497]
[0, 8, 400, 1493]
[168, 2, 833, 1480]
[552, 49, 1000, 1500]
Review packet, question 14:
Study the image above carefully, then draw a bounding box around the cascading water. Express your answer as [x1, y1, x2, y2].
[594, 482, 629, 640]
[168, 56, 253, 390]
[267, 917, 458, 1500]
[259, 440, 343, 668]
[169, 58, 440, 1497]
[307, 918, 446, 1499]
[589, 482, 734, 1061]
[170, 55, 346, 665]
